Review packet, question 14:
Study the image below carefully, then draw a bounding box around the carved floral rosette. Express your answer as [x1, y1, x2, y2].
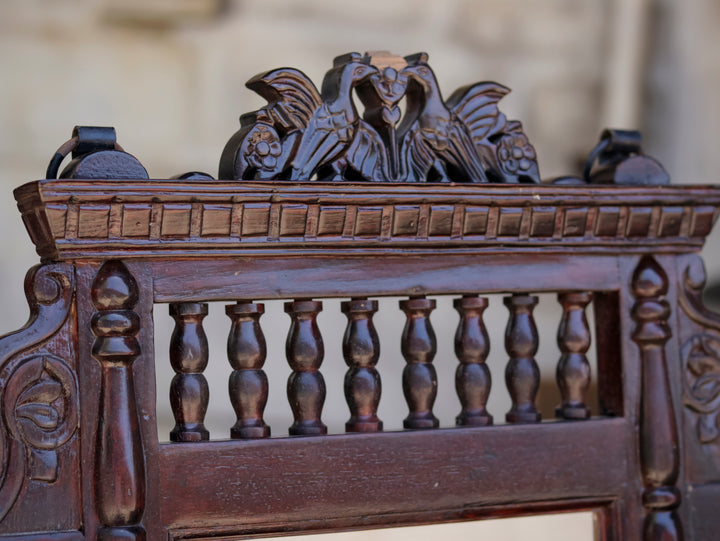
[220, 51, 540, 184]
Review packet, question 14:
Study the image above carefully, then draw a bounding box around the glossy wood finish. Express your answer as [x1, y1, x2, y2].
[90, 260, 145, 541]
[399, 297, 439, 429]
[2, 189, 720, 541]
[160, 419, 628, 537]
[4, 55, 720, 541]
[4, 185, 720, 540]
[284, 300, 327, 436]
[14, 181, 720, 261]
[226, 301, 270, 439]
[168, 302, 210, 442]
[556, 292, 593, 419]
[341, 298, 382, 433]
[454, 295, 493, 426]
[504, 294, 541, 424]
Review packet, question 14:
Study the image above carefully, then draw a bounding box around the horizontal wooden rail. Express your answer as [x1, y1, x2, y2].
[159, 418, 629, 533]
[148, 254, 622, 302]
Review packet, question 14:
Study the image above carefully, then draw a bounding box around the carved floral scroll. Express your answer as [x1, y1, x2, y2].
[0, 265, 77, 522]
[679, 255, 720, 444]
[220, 51, 540, 183]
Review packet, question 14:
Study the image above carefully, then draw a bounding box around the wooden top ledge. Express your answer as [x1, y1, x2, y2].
[14, 180, 720, 261]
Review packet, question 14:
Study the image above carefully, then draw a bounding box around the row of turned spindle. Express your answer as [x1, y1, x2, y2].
[166, 292, 593, 441]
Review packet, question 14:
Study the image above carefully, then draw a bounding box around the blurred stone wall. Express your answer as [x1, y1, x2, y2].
[0, 0, 615, 327]
[1, 1, 719, 538]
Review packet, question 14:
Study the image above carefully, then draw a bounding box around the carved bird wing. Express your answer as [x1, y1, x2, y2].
[342, 120, 390, 181]
[401, 125, 448, 182]
[446, 82, 510, 144]
[245, 68, 322, 132]
[291, 104, 355, 179]
[441, 121, 490, 182]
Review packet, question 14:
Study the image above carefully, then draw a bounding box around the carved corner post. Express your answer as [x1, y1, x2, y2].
[90, 260, 146, 540]
[631, 256, 682, 541]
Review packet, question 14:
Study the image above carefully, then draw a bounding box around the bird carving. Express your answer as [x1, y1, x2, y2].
[290, 53, 378, 180]
[447, 81, 540, 183]
[219, 67, 321, 179]
[399, 53, 490, 182]
[220, 50, 541, 183]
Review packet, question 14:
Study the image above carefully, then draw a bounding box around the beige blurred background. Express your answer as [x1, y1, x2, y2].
[1, 0, 720, 539]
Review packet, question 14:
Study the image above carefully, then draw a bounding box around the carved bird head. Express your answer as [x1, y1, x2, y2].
[322, 53, 378, 102]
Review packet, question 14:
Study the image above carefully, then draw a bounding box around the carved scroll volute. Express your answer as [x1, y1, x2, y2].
[454, 296, 492, 426]
[226, 302, 270, 439]
[341, 298, 382, 433]
[90, 260, 146, 540]
[504, 295, 541, 423]
[556, 292, 593, 420]
[285, 300, 327, 436]
[400, 297, 439, 429]
[631, 256, 682, 541]
[0, 264, 77, 523]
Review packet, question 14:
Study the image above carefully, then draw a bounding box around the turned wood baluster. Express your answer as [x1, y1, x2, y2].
[90, 260, 145, 540]
[631, 256, 683, 540]
[504, 294, 541, 423]
[285, 300, 327, 436]
[400, 297, 439, 429]
[454, 296, 492, 426]
[341, 298, 382, 432]
[226, 301, 270, 439]
[169, 302, 210, 442]
[556, 292, 593, 420]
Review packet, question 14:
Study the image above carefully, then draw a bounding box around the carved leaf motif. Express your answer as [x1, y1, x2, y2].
[17, 403, 60, 430]
[683, 333, 720, 443]
[698, 415, 720, 443]
[693, 374, 720, 402]
[18, 376, 62, 407]
[4, 356, 78, 451]
[678, 256, 720, 445]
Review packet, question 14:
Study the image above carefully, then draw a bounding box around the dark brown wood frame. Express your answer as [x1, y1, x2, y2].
[2, 52, 719, 541]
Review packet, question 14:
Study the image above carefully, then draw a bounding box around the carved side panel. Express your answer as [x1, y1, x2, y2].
[0, 264, 80, 535]
[676, 253, 720, 483]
